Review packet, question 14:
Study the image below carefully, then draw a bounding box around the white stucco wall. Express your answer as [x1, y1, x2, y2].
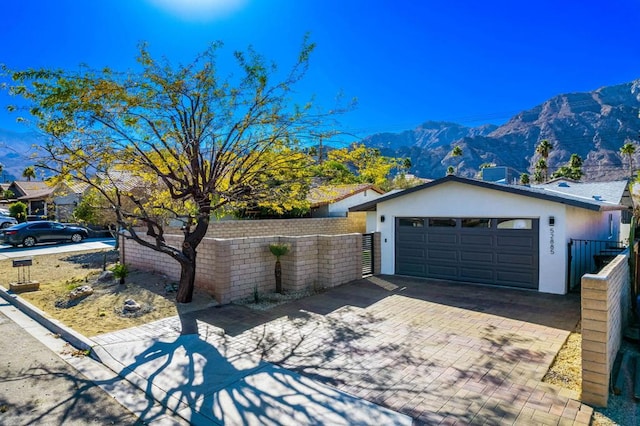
[327, 190, 383, 217]
[373, 181, 614, 295]
[565, 206, 622, 243]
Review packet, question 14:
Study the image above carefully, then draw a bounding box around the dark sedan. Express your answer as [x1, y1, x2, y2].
[0, 221, 89, 247]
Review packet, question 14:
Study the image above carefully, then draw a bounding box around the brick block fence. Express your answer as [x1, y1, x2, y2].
[200, 215, 366, 238]
[121, 232, 371, 304]
[581, 249, 631, 407]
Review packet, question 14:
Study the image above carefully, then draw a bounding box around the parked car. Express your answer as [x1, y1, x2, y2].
[0, 214, 18, 229]
[0, 221, 89, 247]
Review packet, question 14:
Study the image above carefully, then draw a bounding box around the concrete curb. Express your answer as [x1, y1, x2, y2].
[0, 285, 98, 359]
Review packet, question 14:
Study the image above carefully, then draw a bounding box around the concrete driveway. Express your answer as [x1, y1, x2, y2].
[0, 238, 115, 260]
[94, 275, 592, 425]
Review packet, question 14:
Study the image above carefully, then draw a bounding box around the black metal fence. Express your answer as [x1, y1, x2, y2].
[362, 233, 374, 277]
[567, 239, 626, 291]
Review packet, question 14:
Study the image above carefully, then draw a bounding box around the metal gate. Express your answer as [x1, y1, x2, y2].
[362, 233, 374, 277]
[567, 239, 626, 291]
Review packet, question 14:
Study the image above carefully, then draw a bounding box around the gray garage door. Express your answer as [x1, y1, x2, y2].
[395, 217, 539, 290]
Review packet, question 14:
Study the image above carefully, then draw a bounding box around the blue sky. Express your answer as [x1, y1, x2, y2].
[1, 0, 639, 146]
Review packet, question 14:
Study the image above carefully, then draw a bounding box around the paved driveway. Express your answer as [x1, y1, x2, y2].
[96, 276, 592, 425]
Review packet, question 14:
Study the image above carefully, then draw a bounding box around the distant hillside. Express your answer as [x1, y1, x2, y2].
[361, 80, 640, 181]
[0, 128, 43, 182]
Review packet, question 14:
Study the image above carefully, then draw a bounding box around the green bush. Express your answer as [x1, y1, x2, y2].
[9, 202, 27, 222]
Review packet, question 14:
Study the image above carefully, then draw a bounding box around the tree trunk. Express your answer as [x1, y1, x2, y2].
[176, 243, 197, 303]
[275, 259, 282, 294]
[176, 260, 196, 303]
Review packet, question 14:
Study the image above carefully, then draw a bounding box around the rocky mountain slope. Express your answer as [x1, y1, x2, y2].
[0, 128, 43, 182]
[2, 80, 639, 183]
[362, 80, 640, 181]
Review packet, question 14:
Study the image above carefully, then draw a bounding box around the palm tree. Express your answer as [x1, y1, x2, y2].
[535, 158, 547, 183]
[535, 140, 553, 181]
[22, 166, 36, 181]
[451, 145, 463, 175]
[620, 141, 636, 178]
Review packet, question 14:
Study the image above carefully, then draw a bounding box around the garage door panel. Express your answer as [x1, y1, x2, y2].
[397, 263, 427, 276]
[397, 233, 427, 244]
[426, 264, 458, 277]
[460, 267, 494, 281]
[427, 233, 458, 244]
[496, 235, 535, 249]
[460, 250, 494, 263]
[396, 217, 539, 290]
[398, 248, 424, 263]
[427, 249, 458, 262]
[496, 253, 535, 266]
[460, 234, 493, 246]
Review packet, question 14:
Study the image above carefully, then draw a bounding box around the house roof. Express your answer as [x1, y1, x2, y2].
[349, 175, 628, 213]
[54, 171, 143, 195]
[11, 181, 54, 200]
[307, 184, 384, 207]
[531, 179, 632, 208]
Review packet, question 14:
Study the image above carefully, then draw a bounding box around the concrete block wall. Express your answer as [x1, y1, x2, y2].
[317, 234, 362, 289]
[122, 231, 365, 304]
[581, 251, 631, 407]
[373, 232, 382, 275]
[121, 234, 182, 282]
[280, 236, 319, 292]
[201, 216, 363, 238]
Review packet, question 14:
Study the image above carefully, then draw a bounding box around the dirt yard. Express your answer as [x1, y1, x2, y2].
[0, 250, 216, 337]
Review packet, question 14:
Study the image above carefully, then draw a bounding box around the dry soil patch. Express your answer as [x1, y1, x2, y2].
[0, 250, 216, 337]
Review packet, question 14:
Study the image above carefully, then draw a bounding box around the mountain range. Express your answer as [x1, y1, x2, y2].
[0, 128, 43, 182]
[361, 79, 640, 181]
[1, 79, 640, 183]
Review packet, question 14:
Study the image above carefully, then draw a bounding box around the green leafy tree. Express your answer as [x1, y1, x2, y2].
[4, 38, 340, 303]
[620, 141, 637, 178]
[318, 143, 401, 190]
[9, 201, 27, 222]
[446, 165, 455, 175]
[2, 189, 14, 200]
[22, 166, 35, 181]
[520, 173, 530, 185]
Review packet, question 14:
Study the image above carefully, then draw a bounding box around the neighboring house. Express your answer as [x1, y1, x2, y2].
[307, 184, 385, 218]
[0, 183, 11, 210]
[52, 171, 145, 222]
[481, 166, 522, 184]
[52, 181, 90, 221]
[531, 178, 634, 244]
[350, 175, 629, 295]
[8, 181, 54, 218]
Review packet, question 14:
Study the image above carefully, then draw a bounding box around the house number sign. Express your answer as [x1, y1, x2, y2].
[549, 227, 555, 255]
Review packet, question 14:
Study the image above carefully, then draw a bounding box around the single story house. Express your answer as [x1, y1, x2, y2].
[531, 178, 634, 244]
[350, 175, 630, 295]
[7, 180, 54, 218]
[52, 181, 90, 221]
[307, 183, 385, 217]
[52, 171, 145, 222]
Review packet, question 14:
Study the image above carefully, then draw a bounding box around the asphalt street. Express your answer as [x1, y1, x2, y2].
[0, 238, 116, 260]
[0, 308, 138, 425]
